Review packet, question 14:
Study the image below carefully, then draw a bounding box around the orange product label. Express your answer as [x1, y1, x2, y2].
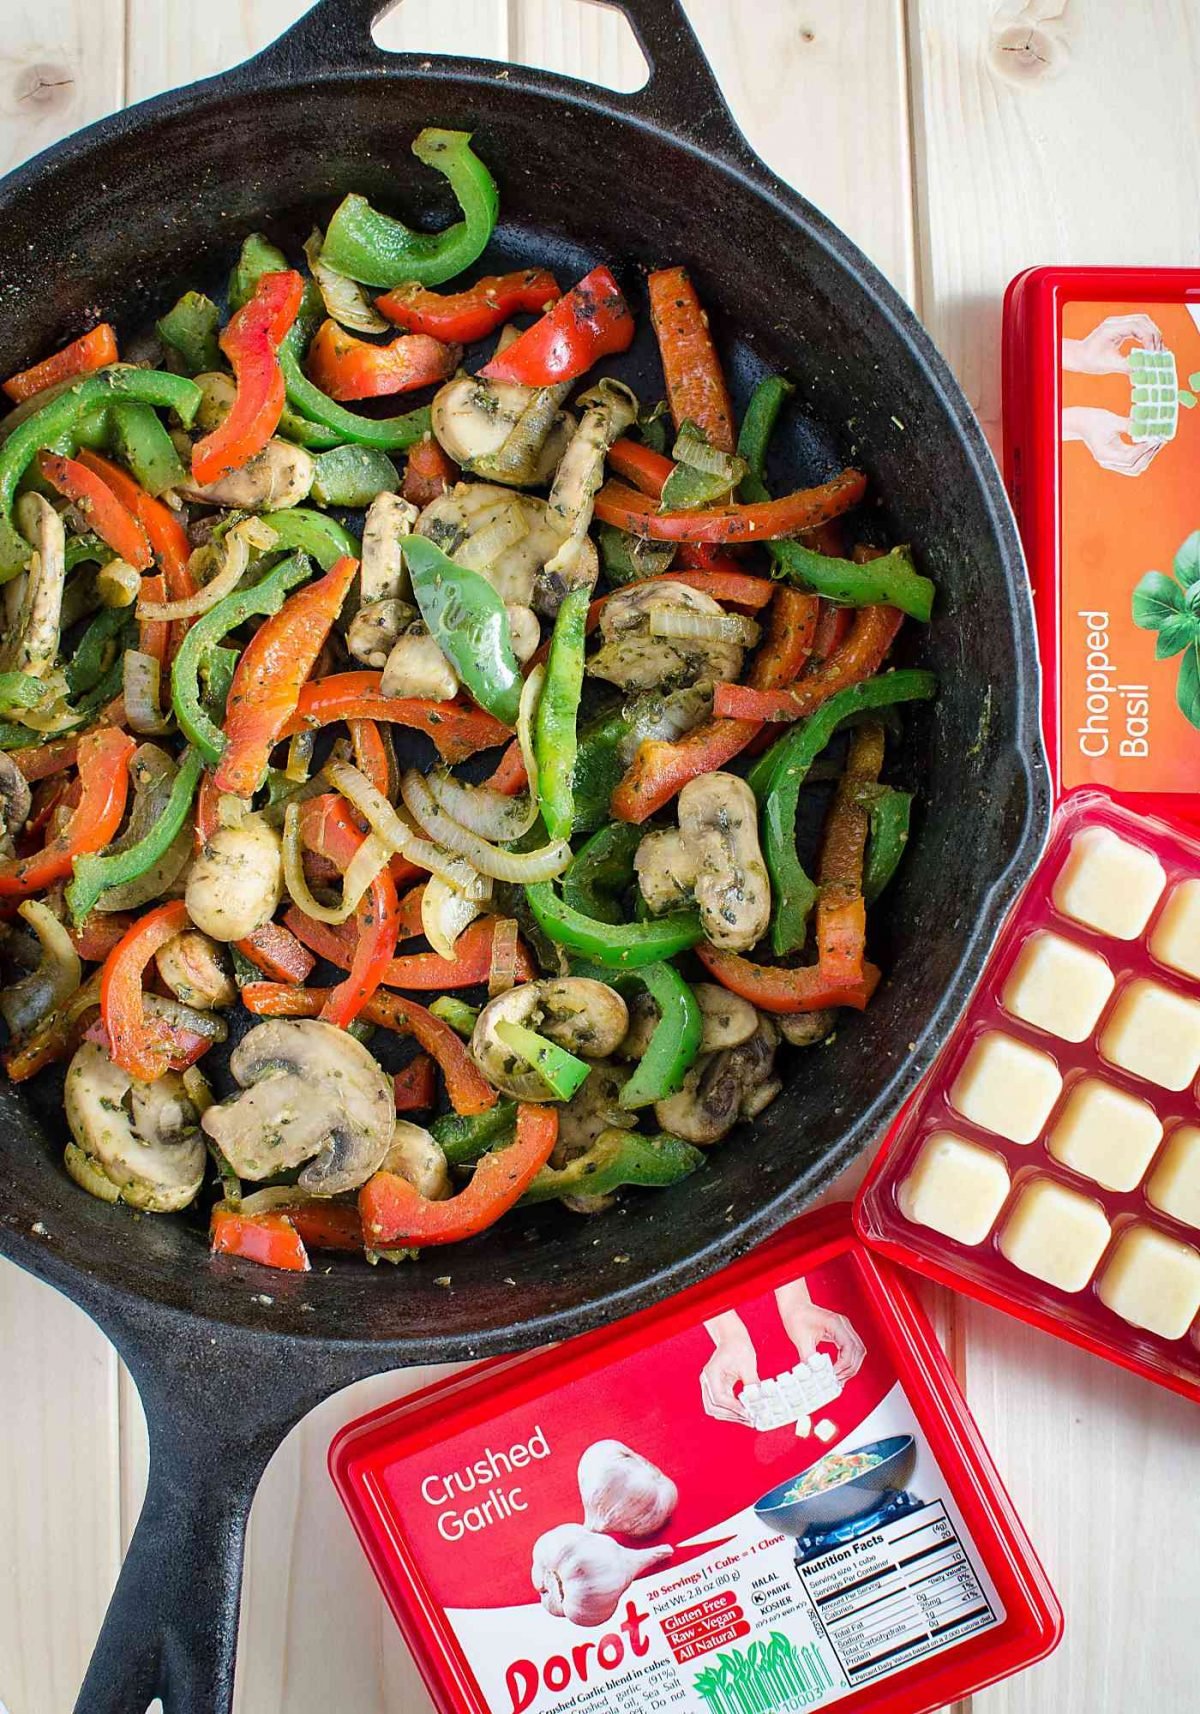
[1060, 299, 1200, 792]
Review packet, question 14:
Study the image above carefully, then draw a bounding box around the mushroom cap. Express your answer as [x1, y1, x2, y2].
[203, 1018, 394, 1193]
[64, 1039, 205, 1213]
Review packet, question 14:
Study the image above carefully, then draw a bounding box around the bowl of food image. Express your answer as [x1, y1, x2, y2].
[754, 1435, 918, 1535]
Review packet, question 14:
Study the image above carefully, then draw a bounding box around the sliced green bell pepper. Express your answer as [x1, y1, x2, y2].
[562, 823, 643, 924]
[276, 404, 346, 450]
[0, 674, 46, 715]
[279, 337, 432, 452]
[70, 407, 112, 453]
[321, 129, 499, 289]
[526, 880, 702, 969]
[258, 507, 361, 570]
[66, 747, 204, 922]
[403, 534, 521, 726]
[110, 400, 187, 497]
[770, 539, 935, 624]
[0, 367, 201, 576]
[570, 956, 702, 1109]
[597, 523, 675, 586]
[170, 553, 311, 763]
[67, 606, 128, 698]
[310, 444, 398, 509]
[228, 232, 290, 312]
[432, 1098, 517, 1166]
[752, 669, 937, 954]
[737, 374, 794, 483]
[494, 1017, 591, 1102]
[535, 585, 588, 840]
[65, 534, 109, 572]
[863, 786, 913, 905]
[428, 996, 480, 1039]
[201, 645, 239, 724]
[522, 1128, 703, 1204]
[156, 290, 223, 376]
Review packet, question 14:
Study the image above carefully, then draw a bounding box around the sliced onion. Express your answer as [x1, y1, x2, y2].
[239, 1185, 316, 1217]
[400, 767, 571, 884]
[0, 899, 82, 1038]
[138, 516, 277, 622]
[216, 792, 247, 830]
[322, 757, 492, 902]
[95, 559, 141, 608]
[672, 427, 747, 483]
[488, 916, 520, 997]
[143, 992, 228, 1044]
[426, 771, 537, 841]
[286, 729, 315, 784]
[517, 663, 544, 803]
[282, 800, 385, 925]
[649, 605, 761, 647]
[181, 1064, 215, 1116]
[453, 504, 529, 573]
[421, 872, 483, 960]
[304, 229, 390, 335]
[123, 649, 174, 735]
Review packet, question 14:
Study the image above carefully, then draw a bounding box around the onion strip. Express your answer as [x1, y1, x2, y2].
[0, 899, 82, 1038]
[453, 505, 528, 573]
[137, 517, 277, 622]
[282, 801, 389, 925]
[304, 229, 390, 335]
[399, 767, 571, 884]
[322, 757, 492, 902]
[649, 605, 761, 647]
[123, 649, 174, 734]
[420, 872, 484, 960]
[426, 771, 537, 841]
[517, 663, 543, 804]
[487, 916, 520, 996]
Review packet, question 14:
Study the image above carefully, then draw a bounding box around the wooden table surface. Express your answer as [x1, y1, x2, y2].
[2, 3, 1199, 1711]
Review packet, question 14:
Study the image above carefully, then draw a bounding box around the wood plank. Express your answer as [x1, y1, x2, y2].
[0, 0, 123, 177]
[0, 1260, 122, 1714]
[907, 2, 1200, 1708]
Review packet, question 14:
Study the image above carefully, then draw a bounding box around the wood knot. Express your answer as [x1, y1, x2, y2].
[14, 62, 75, 110]
[988, 4, 1071, 84]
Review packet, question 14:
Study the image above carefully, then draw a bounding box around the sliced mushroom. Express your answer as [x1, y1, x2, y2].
[654, 1017, 780, 1145]
[431, 374, 574, 487]
[3, 494, 66, 677]
[536, 379, 638, 614]
[201, 1018, 394, 1193]
[180, 440, 315, 510]
[618, 992, 659, 1061]
[380, 1119, 451, 1201]
[380, 628, 459, 700]
[555, 1060, 638, 1160]
[470, 979, 629, 1100]
[361, 491, 418, 604]
[347, 597, 416, 668]
[64, 1038, 205, 1212]
[694, 983, 759, 1052]
[417, 484, 595, 608]
[506, 602, 541, 664]
[677, 773, 771, 953]
[588, 581, 743, 693]
[635, 828, 697, 915]
[778, 1009, 837, 1048]
[0, 753, 31, 844]
[0, 898, 81, 1040]
[192, 370, 236, 431]
[155, 930, 236, 1010]
[186, 814, 282, 942]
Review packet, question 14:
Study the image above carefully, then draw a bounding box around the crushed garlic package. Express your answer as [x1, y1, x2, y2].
[331, 1208, 1059, 1714]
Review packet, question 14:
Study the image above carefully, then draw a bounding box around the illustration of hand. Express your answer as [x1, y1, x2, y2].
[775, 1279, 866, 1384]
[700, 1311, 760, 1424]
[1062, 314, 1165, 375]
[1062, 405, 1164, 476]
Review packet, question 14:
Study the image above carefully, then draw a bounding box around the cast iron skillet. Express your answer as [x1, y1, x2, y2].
[0, 1, 1049, 1707]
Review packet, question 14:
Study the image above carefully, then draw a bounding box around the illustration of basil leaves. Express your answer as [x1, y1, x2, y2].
[1132, 531, 1200, 729]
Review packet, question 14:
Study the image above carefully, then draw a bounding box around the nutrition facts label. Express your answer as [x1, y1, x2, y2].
[798, 1501, 997, 1684]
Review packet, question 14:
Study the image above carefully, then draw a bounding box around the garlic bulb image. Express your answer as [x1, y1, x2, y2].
[578, 1439, 678, 1537]
[531, 1524, 673, 1626]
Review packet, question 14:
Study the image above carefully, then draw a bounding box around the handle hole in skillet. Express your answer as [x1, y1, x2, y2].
[372, 0, 649, 93]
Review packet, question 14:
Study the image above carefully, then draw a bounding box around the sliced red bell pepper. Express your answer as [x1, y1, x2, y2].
[38, 452, 153, 571]
[210, 1206, 311, 1272]
[282, 906, 360, 968]
[240, 981, 496, 1114]
[239, 920, 316, 984]
[711, 604, 903, 723]
[360, 1102, 557, 1247]
[480, 266, 633, 386]
[395, 883, 428, 941]
[215, 554, 357, 796]
[70, 911, 137, 963]
[137, 572, 171, 666]
[288, 1201, 365, 1251]
[607, 437, 673, 499]
[376, 269, 561, 343]
[80, 450, 197, 655]
[9, 735, 80, 782]
[593, 468, 868, 544]
[293, 791, 425, 894]
[279, 671, 511, 763]
[656, 569, 774, 610]
[99, 899, 192, 1081]
[485, 739, 529, 797]
[285, 908, 530, 992]
[647, 267, 735, 452]
[402, 436, 458, 507]
[811, 599, 853, 662]
[191, 269, 304, 486]
[323, 862, 400, 1030]
[394, 1054, 436, 1112]
[814, 722, 885, 988]
[349, 716, 390, 796]
[696, 945, 881, 1013]
[305, 319, 459, 402]
[3, 323, 118, 404]
[0, 727, 134, 899]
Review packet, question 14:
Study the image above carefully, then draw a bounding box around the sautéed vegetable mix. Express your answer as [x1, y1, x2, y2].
[0, 130, 935, 1272]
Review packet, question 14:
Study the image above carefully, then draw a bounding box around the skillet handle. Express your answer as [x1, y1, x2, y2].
[73, 1371, 270, 1714]
[255, 0, 749, 158]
